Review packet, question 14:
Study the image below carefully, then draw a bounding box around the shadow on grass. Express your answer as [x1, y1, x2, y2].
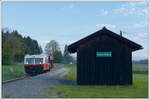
[58, 79, 77, 86]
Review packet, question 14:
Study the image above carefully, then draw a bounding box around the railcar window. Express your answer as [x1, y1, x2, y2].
[25, 58, 43, 64]
[45, 57, 48, 63]
[35, 58, 43, 64]
[26, 58, 34, 64]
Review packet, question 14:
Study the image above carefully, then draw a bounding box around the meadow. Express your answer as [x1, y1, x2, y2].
[2, 64, 26, 82]
[2, 63, 148, 98]
[2, 63, 59, 82]
[44, 64, 148, 98]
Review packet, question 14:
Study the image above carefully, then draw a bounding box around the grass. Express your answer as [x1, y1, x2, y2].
[132, 64, 148, 71]
[2, 63, 70, 82]
[64, 66, 76, 81]
[133, 64, 148, 74]
[54, 63, 60, 67]
[2, 63, 73, 82]
[63, 63, 76, 68]
[2, 63, 148, 98]
[44, 64, 148, 98]
[2, 64, 26, 82]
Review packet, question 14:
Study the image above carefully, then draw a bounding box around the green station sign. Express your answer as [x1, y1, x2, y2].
[96, 52, 112, 57]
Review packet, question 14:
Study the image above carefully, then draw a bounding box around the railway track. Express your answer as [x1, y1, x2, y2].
[2, 66, 57, 85]
[2, 76, 31, 84]
[2, 65, 59, 85]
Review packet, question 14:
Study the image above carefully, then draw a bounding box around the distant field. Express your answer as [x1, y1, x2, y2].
[132, 64, 148, 71]
[65, 63, 148, 72]
[44, 64, 148, 98]
[2, 63, 148, 82]
[2, 64, 26, 82]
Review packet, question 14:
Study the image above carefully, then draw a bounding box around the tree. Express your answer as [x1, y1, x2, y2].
[45, 40, 63, 63]
[2, 42, 13, 65]
[45, 40, 60, 56]
[53, 50, 63, 63]
[63, 44, 75, 64]
[5, 33, 22, 62]
[39, 46, 43, 53]
[64, 45, 69, 57]
[2, 28, 42, 64]
[23, 36, 42, 55]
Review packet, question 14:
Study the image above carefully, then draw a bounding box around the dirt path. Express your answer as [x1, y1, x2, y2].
[2, 64, 70, 98]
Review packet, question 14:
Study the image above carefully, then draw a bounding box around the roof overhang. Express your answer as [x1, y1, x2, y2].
[68, 27, 143, 53]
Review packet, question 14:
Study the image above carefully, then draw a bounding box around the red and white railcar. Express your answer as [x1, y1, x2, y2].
[24, 54, 53, 75]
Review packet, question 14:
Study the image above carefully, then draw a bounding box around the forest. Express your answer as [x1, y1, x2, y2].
[2, 28, 42, 65]
[2, 28, 75, 65]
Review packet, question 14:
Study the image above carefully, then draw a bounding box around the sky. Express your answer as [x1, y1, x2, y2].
[2, 1, 148, 60]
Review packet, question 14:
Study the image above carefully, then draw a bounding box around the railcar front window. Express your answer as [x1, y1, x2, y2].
[26, 58, 34, 64]
[35, 58, 43, 64]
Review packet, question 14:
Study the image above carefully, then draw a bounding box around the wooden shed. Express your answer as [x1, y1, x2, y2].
[68, 27, 143, 85]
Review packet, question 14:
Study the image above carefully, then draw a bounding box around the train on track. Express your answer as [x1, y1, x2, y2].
[24, 54, 54, 75]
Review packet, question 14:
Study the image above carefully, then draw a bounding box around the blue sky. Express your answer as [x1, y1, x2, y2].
[2, 1, 148, 60]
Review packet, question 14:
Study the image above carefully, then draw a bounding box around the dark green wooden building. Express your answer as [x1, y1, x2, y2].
[68, 27, 143, 85]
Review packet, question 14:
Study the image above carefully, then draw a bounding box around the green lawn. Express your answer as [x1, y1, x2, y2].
[2, 64, 26, 82]
[44, 64, 148, 98]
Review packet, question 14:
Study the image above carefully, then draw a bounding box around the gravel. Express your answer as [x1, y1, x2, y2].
[2, 64, 70, 98]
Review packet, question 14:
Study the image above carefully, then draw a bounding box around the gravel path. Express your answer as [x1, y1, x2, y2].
[2, 64, 70, 98]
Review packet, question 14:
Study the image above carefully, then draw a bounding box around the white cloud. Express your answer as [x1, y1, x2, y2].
[42, 40, 49, 44]
[64, 4, 74, 9]
[123, 32, 148, 60]
[142, 9, 148, 14]
[114, 2, 148, 16]
[100, 9, 108, 15]
[134, 23, 145, 28]
[40, 39, 77, 54]
[57, 39, 77, 54]
[96, 24, 116, 29]
[125, 33, 147, 42]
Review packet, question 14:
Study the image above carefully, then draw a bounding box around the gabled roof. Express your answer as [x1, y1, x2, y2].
[68, 27, 143, 53]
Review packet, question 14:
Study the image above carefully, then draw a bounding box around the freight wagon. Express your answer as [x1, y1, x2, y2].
[24, 54, 53, 75]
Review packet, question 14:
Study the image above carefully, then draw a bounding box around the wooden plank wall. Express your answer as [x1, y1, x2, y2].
[77, 34, 132, 85]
